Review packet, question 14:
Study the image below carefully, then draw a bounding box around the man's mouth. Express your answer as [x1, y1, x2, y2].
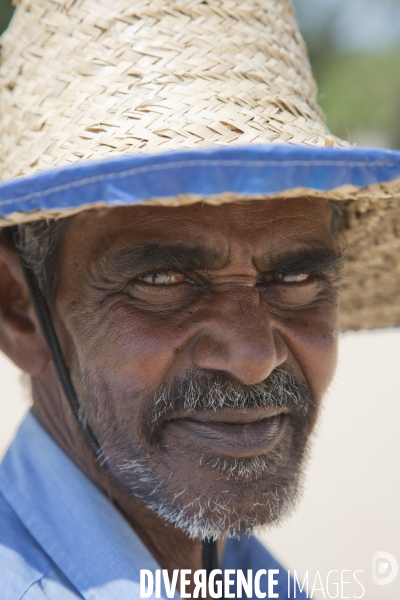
[165, 408, 288, 458]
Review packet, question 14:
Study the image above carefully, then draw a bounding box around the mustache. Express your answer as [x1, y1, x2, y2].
[145, 366, 314, 441]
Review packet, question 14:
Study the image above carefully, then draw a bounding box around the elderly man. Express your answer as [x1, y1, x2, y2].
[0, 0, 399, 599]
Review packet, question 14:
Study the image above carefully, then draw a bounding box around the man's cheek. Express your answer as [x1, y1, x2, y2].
[73, 317, 180, 390]
[298, 336, 338, 416]
[274, 314, 339, 402]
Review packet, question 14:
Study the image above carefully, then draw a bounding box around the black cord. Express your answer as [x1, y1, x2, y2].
[19, 254, 102, 458]
[202, 538, 224, 597]
[202, 537, 219, 575]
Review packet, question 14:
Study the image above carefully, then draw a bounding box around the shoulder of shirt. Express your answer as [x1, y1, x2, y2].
[0, 491, 81, 599]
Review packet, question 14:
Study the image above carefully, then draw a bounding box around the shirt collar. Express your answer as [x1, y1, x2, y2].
[0, 411, 179, 600]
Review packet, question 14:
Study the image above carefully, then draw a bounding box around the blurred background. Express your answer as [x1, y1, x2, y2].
[294, 0, 400, 149]
[1, 1, 399, 599]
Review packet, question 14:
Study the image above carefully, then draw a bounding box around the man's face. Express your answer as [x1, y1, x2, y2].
[54, 198, 341, 539]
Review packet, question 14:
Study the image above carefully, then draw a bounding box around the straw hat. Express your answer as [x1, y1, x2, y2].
[0, 0, 399, 331]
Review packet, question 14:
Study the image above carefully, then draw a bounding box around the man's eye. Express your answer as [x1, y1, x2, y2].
[265, 273, 311, 284]
[138, 272, 186, 285]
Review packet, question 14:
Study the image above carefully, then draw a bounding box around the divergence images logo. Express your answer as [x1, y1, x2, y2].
[372, 552, 398, 586]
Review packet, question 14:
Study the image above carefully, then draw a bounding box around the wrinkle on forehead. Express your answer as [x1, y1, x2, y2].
[61, 197, 335, 279]
[74, 196, 331, 230]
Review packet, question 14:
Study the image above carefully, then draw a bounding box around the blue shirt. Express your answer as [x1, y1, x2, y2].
[0, 412, 308, 599]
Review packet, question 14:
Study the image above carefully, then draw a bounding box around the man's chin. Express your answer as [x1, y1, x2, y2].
[144, 470, 303, 540]
[116, 447, 307, 540]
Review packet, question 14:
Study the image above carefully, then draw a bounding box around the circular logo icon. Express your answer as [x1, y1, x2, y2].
[372, 551, 398, 586]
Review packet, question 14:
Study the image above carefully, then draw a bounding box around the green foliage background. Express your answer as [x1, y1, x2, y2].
[0, 0, 12, 40]
[314, 53, 400, 148]
[1, 0, 399, 148]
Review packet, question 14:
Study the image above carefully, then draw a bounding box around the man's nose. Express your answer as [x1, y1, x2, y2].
[191, 287, 287, 385]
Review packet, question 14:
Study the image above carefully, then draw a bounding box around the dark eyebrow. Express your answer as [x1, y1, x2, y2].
[94, 242, 343, 284]
[255, 246, 344, 275]
[96, 242, 229, 278]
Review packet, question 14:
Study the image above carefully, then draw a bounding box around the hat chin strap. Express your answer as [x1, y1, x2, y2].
[19, 256, 102, 457]
[202, 537, 220, 575]
[20, 255, 220, 572]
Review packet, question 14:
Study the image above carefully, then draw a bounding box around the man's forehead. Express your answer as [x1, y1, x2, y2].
[72, 197, 333, 255]
[61, 198, 337, 278]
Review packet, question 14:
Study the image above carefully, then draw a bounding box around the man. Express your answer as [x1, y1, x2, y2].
[0, 0, 399, 599]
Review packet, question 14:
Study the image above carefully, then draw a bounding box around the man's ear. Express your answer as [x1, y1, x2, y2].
[0, 241, 50, 375]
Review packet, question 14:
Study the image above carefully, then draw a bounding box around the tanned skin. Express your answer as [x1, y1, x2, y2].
[0, 199, 341, 596]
